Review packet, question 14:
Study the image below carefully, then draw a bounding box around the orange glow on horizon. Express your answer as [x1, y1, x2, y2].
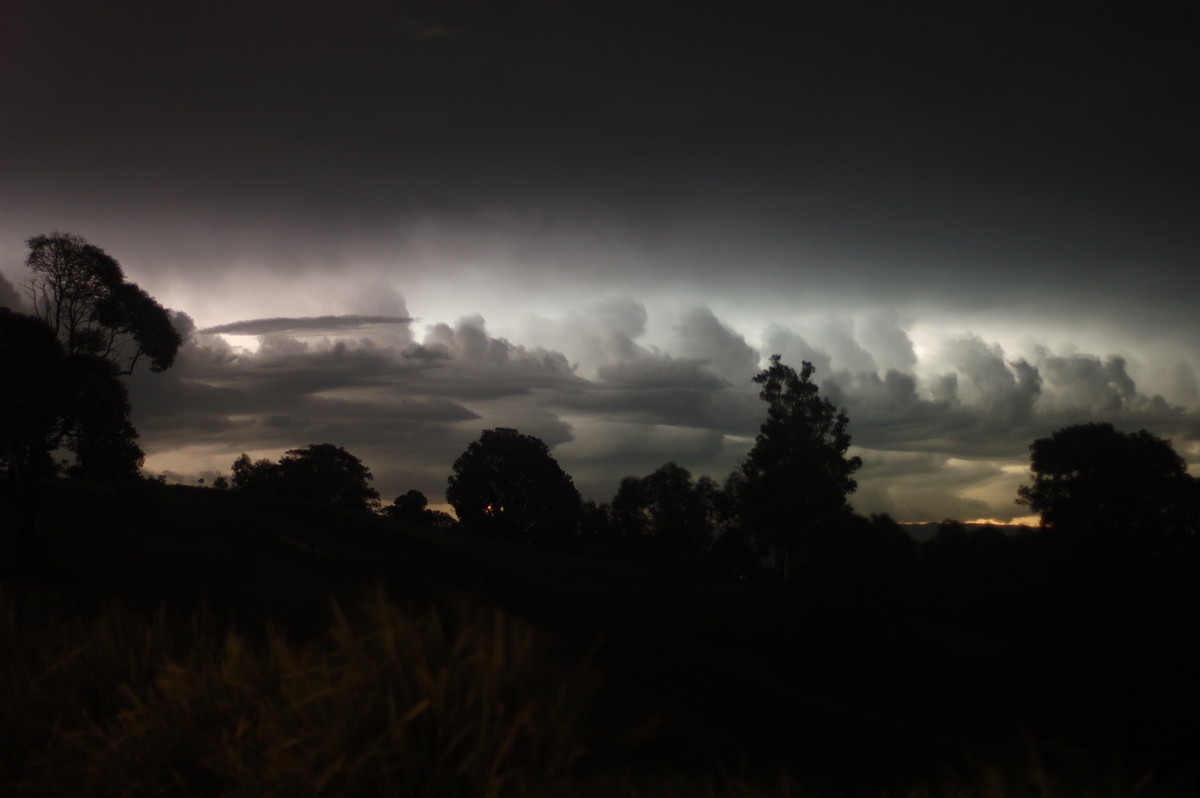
[897, 515, 1041, 527]
[962, 515, 1040, 527]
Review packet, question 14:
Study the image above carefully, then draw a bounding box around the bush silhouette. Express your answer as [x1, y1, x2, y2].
[446, 428, 581, 543]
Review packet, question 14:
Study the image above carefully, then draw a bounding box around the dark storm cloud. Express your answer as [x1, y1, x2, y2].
[762, 321, 883, 377]
[853, 452, 1000, 524]
[0, 271, 22, 311]
[123, 301, 1200, 521]
[830, 371, 969, 453]
[520, 296, 652, 371]
[7, 1, 1199, 520]
[127, 312, 590, 498]
[520, 299, 763, 433]
[200, 316, 413, 336]
[826, 331, 1196, 460]
[6, 1, 1195, 269]
[672, 307, 760, 384]
[596, 357, 724, 392]
[411, 316, 584, 399]
[566, 358, 752, 435]
[941, 336, 1042, 432]
[1036, 352, 1138, 414]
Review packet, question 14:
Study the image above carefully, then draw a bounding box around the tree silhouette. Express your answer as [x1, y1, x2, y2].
[386, 489, 429, 522]
[738, 355, 862, 580]
[1, 307, 148, 560]
[60, 353, 143, 479]
[277, 444, 380, 513]
[25, 233, 181, 374]
[1, 234, 182, 482]
[446, 428, 581, 543]
[231, 454, 280, 494]
[231, 445, 380, 514]
[0, 310, 65, 484]
[0, 308, 147, 482]
[1017, 422, 1199, 544]
[24, 234, 180, 374]
[610, 462, 714, 550]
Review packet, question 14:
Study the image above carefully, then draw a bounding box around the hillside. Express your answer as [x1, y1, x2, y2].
[3, 478, 1199, 794]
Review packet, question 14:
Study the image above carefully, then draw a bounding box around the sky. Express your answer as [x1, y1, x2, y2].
[3, 1, 1199, 522]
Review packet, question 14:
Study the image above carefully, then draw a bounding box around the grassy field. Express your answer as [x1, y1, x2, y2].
[2, 479, 1197, 795]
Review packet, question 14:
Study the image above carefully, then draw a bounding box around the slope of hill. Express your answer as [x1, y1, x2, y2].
[3, 478, 1198, 795]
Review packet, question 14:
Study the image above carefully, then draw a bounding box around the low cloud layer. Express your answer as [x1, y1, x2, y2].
[200, 315, 413, 336]
[128, 300, 1199, 523]
[6, 1, 1196, 524]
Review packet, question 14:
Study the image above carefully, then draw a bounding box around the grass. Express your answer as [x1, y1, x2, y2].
[2, 584, 595, 797]
[3, 479, 1198, 795]
[5, 581, 1197, 797]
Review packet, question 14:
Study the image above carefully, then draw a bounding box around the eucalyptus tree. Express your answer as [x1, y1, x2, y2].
[25, 232, 181, 374]
[738, 355, 862, 579]
[3, 234, 182, 483]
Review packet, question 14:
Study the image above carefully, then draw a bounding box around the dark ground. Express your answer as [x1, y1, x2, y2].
[3, 478, 1198, 790]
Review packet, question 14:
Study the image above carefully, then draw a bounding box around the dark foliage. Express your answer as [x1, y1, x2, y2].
[277, 444, 380, 513]
[4, 459, 1200, 791]
[446, 428, 581, 543]
[60, 354, 144, 479]
[0, 310, 65, 483]
[388, 489, 429, 521]
[610, 463, 714, 548]
[0, 234, 180, 486]
[738, 355, 863, 578]
[0, 311, 143, 483]
[25, 232, 182, 374]
[1018, 422, 1200, 546]
[230, 444, 380, 514]
[231, 454, 279, 494]
[607, 463, 739, 557]
[385, 489, 452, 529]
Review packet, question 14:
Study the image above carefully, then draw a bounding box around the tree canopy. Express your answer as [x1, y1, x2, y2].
[0, 234, 182, 483]
[738, 355, 862, 576]
[0, 310, 66, 482]
[58, 352, 143, 479]
[25, 232, 181, 374]
[446, 428, 582, 542]
[610, 462, 717, 550]
[1018, 422, 1199, 542]
[387, 489, 429, 522]
[231, 444, 380, 513]
[0, 315, 145, 483]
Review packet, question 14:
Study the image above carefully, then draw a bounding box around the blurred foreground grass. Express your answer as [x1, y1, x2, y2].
[3, 581, 1195, 797]
[2, 584, 590, 797]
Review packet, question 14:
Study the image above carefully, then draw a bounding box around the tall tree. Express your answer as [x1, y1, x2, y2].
[8, 233, 182, 480]
[738, 355, 862, 579]
[0, 309, 146, 482]
[0, 309, 66, 483]
[1018, 422, 1199, 543]
[59, 353, 143, 479]
[25, 232, 181, 374]
[446, 428, 582, 543]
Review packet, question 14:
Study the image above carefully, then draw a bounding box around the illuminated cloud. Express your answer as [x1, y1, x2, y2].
[118, 298, 1199, 524]
[4, 2, 1197, 521]
[200, 316, 413, 336]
